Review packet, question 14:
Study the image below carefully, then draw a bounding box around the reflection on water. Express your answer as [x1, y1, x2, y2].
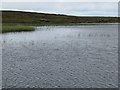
[2, 25, 118, 88]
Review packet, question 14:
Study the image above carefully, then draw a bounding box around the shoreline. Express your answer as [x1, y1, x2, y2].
[1, 23, 118, 33]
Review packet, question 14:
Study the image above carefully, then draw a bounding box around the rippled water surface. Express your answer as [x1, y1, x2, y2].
[2, 25, 118, 88]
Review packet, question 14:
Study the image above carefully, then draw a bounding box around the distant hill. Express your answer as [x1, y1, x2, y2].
[2, 10, 119, 25]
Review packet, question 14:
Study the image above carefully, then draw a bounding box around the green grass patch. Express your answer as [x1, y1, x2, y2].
[1, 25, 35, 33]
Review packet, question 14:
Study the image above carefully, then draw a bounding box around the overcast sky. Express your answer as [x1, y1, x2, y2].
[2, 0, 119, 2]
[2, 1, 118, 17]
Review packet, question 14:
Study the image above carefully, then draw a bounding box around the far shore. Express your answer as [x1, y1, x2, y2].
[1, 10, 119, 33]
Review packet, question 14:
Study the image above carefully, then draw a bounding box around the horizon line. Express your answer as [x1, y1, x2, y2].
[1, 9, 118, 17]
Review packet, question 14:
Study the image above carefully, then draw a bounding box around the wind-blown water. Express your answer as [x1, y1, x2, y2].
[2, 25, 118, 88]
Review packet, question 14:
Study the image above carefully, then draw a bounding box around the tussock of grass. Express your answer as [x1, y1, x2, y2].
[1, 26, 35, 33]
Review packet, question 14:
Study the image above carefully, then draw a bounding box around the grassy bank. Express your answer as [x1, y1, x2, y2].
[1, 10, 119, 33]
[1, 25, 35, 33]
[2, 10, 119, 24]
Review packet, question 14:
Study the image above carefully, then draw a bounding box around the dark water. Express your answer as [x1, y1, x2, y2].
[2, 25, 118, 88]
